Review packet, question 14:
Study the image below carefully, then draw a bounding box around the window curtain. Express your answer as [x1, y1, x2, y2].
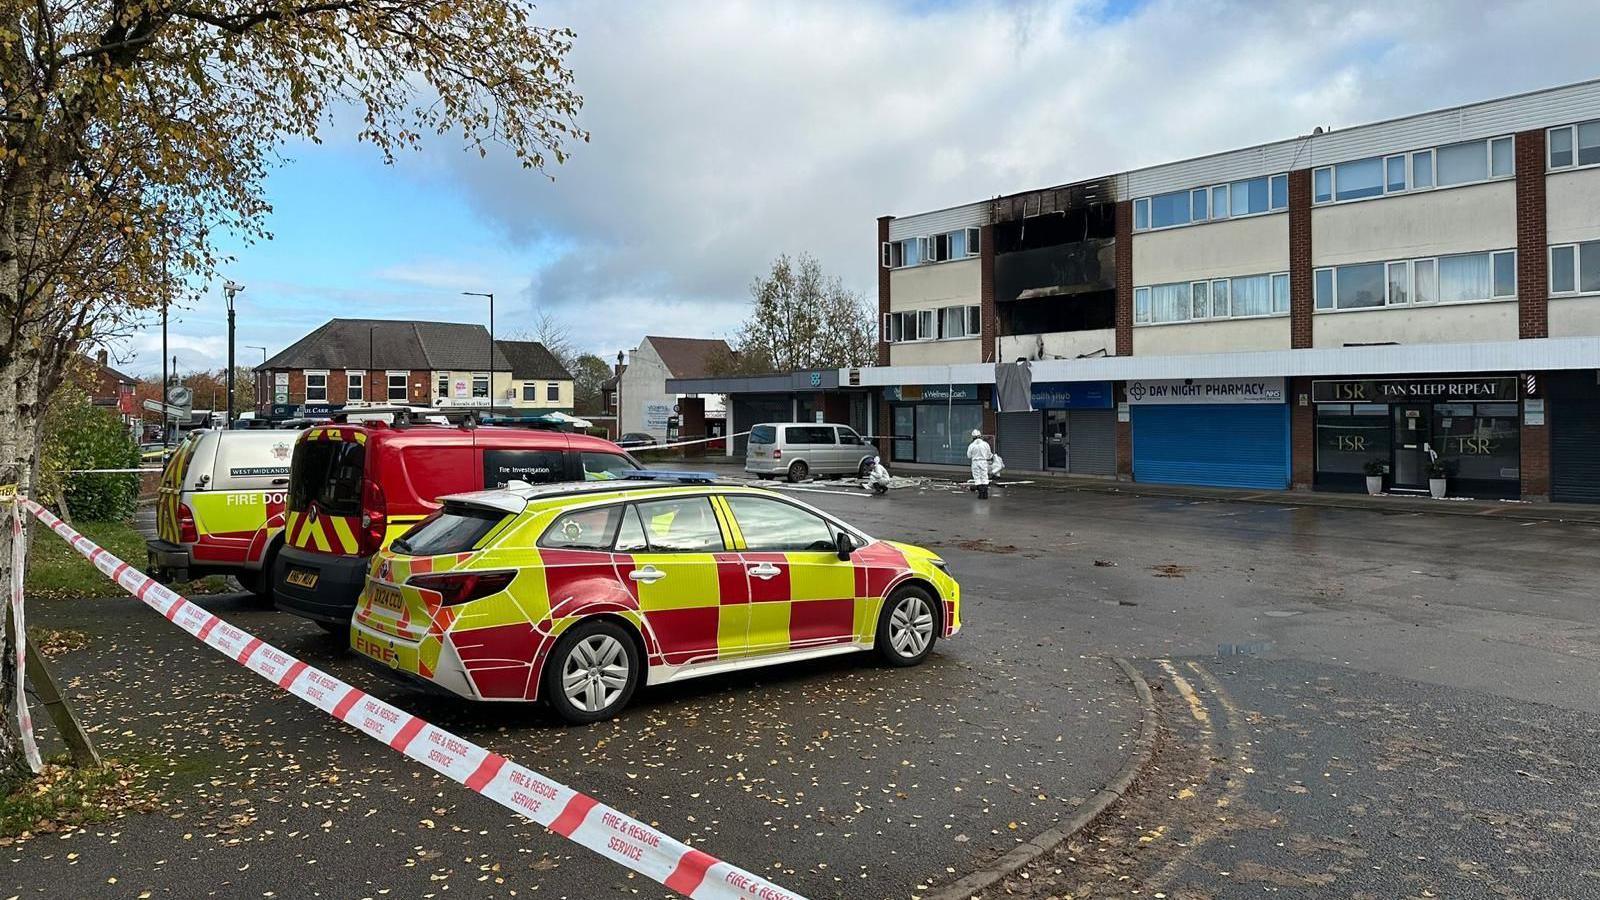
[1230, 275, 1273, 316]
[1150, 284, 1190, 323]
[1438, 253, 1492, 302]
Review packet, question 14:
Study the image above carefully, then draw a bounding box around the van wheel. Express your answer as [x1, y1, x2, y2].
[858, 458, 875, 479]
[543, 620, 640, 725]
[875, 586, 938, 666]
[786, 460, 809, 483]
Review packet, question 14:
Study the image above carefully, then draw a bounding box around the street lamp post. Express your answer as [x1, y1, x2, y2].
[223, 281, 243, 426]
[615, 350, 625, 439]
[161, 301, 169, 446]
[461, 291, 496, 418]
[245, 345, 267, 416]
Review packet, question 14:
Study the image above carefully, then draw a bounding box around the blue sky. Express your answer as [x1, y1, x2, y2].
[112, 0, 1600, 377]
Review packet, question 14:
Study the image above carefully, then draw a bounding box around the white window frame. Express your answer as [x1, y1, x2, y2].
[304, 370, 328, 403]
[1132, 173, 1289, 233]
[1315, 250, 1518, 313]
[471, 372, 490, 398]
[1312, 136, 1514, 207]
[965, 226, 981, 256]
[522, 382, 537, 402]
[1548, 120, 1600, 172]
[1548, 242, 1600, 296]
[547, 382, 561, 402]
[436, 373, 448, 397]
[917, 309, 936, 341]
[387, 370, 408, 402]
[1132, 271, 1290, 326]
[345, 370, 364, 402]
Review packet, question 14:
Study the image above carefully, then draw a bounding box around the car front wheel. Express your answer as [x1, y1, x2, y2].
[875, 586, 938, 666]
[543, 620, 641, 724]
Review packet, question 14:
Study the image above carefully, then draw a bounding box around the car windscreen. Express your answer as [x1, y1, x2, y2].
[581, 451, 641, 481]
[749, 425, 777, 445]
[392, 505, 507, 556]
[288, 439, 365, 516]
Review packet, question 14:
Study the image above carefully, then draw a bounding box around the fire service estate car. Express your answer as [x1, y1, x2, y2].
[350, 478, 961, 722]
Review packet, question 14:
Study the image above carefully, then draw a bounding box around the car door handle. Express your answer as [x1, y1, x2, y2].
[628, 566, 666, 584]
[747, 562, 782, 580]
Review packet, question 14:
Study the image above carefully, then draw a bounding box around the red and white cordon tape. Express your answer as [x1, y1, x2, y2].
[15, 498, 804, 900]
[8, 501, 42, 772]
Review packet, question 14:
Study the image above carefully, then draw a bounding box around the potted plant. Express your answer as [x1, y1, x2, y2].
[1426, 459, 1452, 499]
[1362, 459, 1386, 496]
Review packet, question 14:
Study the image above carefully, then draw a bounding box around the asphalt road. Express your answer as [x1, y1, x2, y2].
[13, 476, 1600, 899]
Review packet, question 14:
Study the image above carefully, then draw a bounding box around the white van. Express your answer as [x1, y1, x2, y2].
[745, 422, 876, 482]
[147, 429, 302, 596]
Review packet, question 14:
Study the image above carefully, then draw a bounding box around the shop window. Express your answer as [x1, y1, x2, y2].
[1315, 404, 1391, 479]
[1433, 403, 1520, 486]
[471, 373, 489, 398]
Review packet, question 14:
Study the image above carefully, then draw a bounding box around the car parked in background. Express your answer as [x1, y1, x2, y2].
[147, 429, 302, 596]
[272, 422, 640, 632]
[617, 432, 659, 448]
[349, 479, 961, 722]
[744, 423, 875, 482]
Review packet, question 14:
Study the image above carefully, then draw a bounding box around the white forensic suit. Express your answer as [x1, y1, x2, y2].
[967, 435, 994, 486]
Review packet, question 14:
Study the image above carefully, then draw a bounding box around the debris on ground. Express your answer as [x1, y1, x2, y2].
[1093, 560, 1117, 567]
[1151, 563, 1191, 578]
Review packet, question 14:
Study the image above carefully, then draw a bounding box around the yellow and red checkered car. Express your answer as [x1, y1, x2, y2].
[350, 481, 960, 720]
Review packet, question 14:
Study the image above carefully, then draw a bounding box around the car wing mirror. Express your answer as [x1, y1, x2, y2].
[835, 531, 856, 560]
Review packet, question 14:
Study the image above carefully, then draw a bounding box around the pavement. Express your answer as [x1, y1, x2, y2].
[14, 474, 1600, 898]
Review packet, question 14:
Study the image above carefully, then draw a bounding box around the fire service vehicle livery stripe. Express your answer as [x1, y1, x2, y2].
[16, 498, 805, 900]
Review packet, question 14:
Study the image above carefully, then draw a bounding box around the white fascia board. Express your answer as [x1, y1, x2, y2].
[845, 338, 1600, 387]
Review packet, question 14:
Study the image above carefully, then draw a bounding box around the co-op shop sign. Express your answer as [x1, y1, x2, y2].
[1126, 378, 1286, 405]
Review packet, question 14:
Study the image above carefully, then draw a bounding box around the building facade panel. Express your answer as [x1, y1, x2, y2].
[886, 202, 988, 241]
[1134, 317, 1290, 355]
[1547, 297, 1600, 337]
[1132, 213, 1290, 284]
[1310, 181, 1516, 266]
[888, 339, 982, 367]
[1544, 168, 1600, 245]
[998, 330, 1117, 361]
[887, 259, 982, 312]
[1311, 302, 1519, 348]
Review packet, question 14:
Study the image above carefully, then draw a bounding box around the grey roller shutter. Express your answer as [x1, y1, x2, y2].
[1552, 400, 1600, 504]
[1066, 410, 1117, 475]
[996, 411, 1043, 471]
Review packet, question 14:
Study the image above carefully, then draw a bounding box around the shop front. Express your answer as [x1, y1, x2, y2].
[886, 384, 982, 465]
[1548, 370, 1600, 504]
[995, 381, 1117, 474]
[1311, 377, 1522, 498]
[1129, 377, 1290, 489]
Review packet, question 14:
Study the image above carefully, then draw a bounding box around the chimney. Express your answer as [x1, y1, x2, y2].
[96, 349, 108, 367]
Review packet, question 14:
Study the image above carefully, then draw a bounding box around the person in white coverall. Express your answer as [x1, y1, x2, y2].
[966, 429, 994, 500]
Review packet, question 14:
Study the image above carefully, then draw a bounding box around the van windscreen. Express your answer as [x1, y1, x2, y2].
[750, 425, 777, 444]
[288, 440, 365, 516]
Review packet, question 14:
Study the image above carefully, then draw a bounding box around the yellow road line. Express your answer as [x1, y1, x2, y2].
[1159, 659, 1210, 725]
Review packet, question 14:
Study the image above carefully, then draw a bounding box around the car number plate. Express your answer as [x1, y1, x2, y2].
[285, 567, 319, 589]
[369, 584, 405, 615]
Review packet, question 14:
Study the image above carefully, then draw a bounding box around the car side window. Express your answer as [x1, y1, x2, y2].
[633, 497, 725, 552]
[786, 426, 834, 445]
[615, 505, 648, 553]
[837, 427, 863, 446]
[539, 505, 625, 551]
[723, 496, 838, 552]
[581, 451, 641, 481]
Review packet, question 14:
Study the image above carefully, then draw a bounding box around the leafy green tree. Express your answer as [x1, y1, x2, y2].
[0, 0, 585, 774]
[569, 353, 613, 415]
[712, 253, 876, 376]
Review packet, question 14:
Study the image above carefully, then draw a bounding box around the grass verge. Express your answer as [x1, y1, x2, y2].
[0, 757, 160, 843]
[25, 518, 228, 601]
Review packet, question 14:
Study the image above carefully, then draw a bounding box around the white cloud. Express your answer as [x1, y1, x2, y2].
[408, 0, 1600, 358]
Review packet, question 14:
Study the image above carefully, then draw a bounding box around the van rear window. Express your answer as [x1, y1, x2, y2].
[288, 440, 365, 516]
[749, 425, 777, 444]
[393, 505, 507, 556]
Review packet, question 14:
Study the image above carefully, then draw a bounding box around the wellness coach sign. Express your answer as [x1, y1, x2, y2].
[1125, 378, 1286, 405]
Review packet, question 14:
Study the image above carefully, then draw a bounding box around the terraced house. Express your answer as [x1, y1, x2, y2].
[861, 77, 1600, 503]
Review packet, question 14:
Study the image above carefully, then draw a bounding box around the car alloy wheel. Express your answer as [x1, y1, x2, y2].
[787, 460, 809, 483]
[876, 586, 937, 666]
[544, 620, 640, 724]
[562, 634, 629, 713]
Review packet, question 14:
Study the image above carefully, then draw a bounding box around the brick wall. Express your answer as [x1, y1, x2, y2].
[1114, 200, 1133, 356]
[1114, 383, 1132, 479]
[1521, 416, 1550, 501]
[1288, 169, 1314, 350]
[1515, 129, 1549, 339]
[877, 216, 893, 366]
[980, 386, 997, 440]
[980, 223, 996, 363]
[1290, 377, 1314, 489]
[876, 397, 892, 459]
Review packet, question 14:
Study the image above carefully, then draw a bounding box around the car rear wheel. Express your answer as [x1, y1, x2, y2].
[544, 620, 641, 724]
[858, 458, 875, 479]
[786, 460, 809, 483]
[875, 586, 938, 667]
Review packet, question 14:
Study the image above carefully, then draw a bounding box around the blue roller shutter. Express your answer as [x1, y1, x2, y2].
[1132, 404, 1289, 489]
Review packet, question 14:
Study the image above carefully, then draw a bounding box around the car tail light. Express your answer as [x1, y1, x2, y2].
[772, 448, 781, 459]
[359, 479, 387, 555]
[408, 571, 515, 606]
[177, 503, 198, 543]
